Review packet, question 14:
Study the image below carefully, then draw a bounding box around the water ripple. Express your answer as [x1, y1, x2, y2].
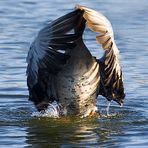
[0, 0, 148, 147]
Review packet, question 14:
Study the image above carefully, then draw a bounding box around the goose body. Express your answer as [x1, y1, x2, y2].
[56, 38, 99, 116]
[27, 5, 125, 117]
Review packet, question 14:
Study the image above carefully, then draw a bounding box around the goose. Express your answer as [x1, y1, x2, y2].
[27, 5, 125, 118]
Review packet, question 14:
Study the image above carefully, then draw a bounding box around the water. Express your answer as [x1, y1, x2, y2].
[0, 0, 148, 147]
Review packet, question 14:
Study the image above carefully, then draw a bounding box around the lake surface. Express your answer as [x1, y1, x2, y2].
[0, 0, 148, 147]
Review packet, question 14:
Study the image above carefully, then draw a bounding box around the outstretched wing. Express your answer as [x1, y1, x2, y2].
[26, 9, 84, 111]
[76, 5, 125, 105]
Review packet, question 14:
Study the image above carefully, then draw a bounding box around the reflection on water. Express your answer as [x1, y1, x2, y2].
[0, 0, 148, 147]
[26, 116, 124, 147]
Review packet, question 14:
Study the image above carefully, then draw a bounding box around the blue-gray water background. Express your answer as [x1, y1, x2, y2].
[0, 0, 148, 147]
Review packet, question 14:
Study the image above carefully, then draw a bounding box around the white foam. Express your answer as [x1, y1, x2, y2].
[31, 101, 60, 118]
[106, 101, 111, 116]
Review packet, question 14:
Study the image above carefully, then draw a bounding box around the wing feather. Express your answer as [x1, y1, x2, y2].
[76, 5, 125, 105]
[26, 9, 84, 110]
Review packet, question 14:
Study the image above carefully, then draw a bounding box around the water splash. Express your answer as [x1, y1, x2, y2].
[106, 101, 111, 116]
[31, 101, 60, 118]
